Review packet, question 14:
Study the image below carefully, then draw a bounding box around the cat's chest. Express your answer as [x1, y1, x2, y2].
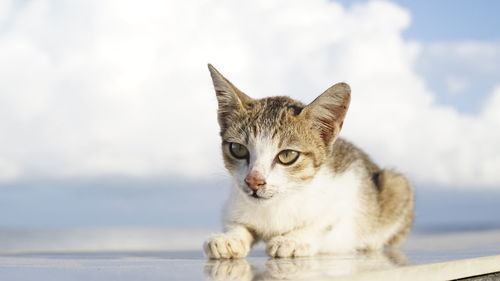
[228, 167, 361, 238]
[237, 197, 319, 239]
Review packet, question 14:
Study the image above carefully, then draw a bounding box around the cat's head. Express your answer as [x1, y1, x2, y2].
[208, 64, 350, 201]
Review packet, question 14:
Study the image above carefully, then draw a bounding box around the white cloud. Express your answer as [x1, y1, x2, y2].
[0, 0, 499, 188]
[415, 40, 500, 112]
[426, 41, 500, 72]
[484, 86, 500, 123]
[0, 0, 13, 23]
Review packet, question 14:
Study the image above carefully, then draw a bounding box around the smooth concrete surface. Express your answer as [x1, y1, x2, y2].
[0, 228, 499, 280]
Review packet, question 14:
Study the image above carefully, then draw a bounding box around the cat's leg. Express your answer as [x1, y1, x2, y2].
[204, 224, 255, 259]
[265, 227, 321, 258]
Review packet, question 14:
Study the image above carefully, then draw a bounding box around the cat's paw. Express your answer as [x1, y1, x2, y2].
[204, 234, 250, 259]
[204, 259, 253, 281]
[266, 236, 315, 258]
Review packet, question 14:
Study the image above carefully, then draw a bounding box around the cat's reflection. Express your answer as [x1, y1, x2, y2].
[204, 250, 407, 281]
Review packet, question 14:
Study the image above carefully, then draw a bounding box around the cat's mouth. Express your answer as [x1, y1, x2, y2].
[241, 186, 271, 200]
[251, 191, 262, 199]
[247, 189, 272, 200]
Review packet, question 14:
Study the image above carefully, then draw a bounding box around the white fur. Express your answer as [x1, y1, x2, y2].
[233, 134, 304, 199]
[205, 161, 369, 258]
[231, 165, 362, 248]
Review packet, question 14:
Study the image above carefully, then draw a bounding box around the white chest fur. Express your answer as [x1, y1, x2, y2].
[224, 165, 363, 242]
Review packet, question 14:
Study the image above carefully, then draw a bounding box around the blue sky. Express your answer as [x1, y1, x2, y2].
[340, 0, 500, 113]
[340, 0, 500, 41]
[398, 0, 500, 41]
[397, 0, 500, 114]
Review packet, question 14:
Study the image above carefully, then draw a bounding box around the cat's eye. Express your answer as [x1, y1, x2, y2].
[277, 150, 300, 165]
[229, 143, 249, 159]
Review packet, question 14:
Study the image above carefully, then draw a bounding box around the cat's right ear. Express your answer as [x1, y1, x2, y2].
[208, 64, 252, 129]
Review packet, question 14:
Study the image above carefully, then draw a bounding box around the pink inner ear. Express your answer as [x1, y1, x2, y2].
[318, 117, 338, 144]
[316, 103, 347, 144]
[215, 90, 241, 130]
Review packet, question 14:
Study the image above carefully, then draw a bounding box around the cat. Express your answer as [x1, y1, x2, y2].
[204, 64, 414, 259]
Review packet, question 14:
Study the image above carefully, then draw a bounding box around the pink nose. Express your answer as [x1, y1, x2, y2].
[245, 172, 266, 191]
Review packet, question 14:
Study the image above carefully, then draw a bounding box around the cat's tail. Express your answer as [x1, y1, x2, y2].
[376, 169, 414, 247]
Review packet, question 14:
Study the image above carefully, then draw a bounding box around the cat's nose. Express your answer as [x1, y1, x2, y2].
[245, 172, 266, 191]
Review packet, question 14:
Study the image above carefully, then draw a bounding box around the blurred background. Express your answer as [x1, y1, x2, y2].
[0, 0, 499, 248]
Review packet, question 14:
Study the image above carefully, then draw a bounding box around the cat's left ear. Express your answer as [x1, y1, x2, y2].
[303, 82, 351, 145]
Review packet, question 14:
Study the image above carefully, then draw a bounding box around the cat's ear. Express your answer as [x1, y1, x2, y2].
[303, 82, 351, 145]
[208, 64, 252, 129]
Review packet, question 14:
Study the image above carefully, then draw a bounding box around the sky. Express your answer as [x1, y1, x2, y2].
[342, 0, 500, 114]
[0, 0, 499, 189]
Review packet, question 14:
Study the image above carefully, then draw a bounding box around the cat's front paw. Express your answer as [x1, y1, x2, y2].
[204, 234, 250, 259]
[266, 236, 315, 258]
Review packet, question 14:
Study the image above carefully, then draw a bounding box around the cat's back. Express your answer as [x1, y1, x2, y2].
[328, 138, 380, 175]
